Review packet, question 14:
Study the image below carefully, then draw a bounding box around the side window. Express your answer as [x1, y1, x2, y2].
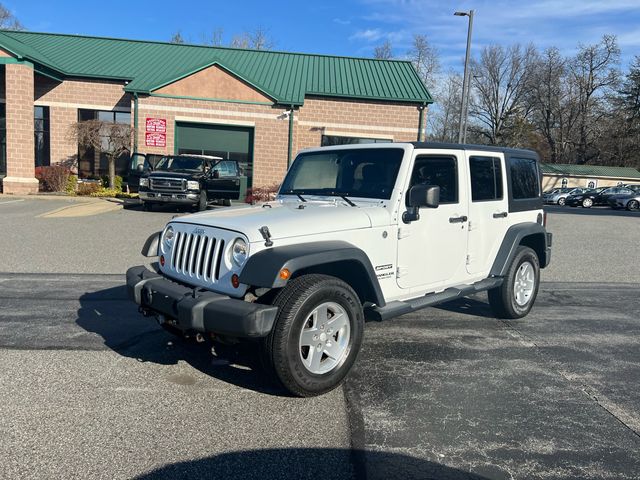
[469, 156, 503, 201]
[408, 156, 458, 204]
[509, 157, 540, 199]
[216, 160, 239, 177]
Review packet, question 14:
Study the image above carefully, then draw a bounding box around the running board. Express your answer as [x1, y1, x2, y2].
[365, 277, 503, 322]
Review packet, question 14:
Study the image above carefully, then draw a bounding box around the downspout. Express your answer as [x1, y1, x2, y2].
[287, 105, 295, 168]
[133, 92, 139, 152]
[417, 104, 426, 142]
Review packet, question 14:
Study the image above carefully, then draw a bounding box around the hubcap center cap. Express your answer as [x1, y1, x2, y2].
[319, 332, 327, 342]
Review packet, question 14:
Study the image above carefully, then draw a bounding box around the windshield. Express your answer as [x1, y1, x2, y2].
[155, 156, 204, 172]
[280, 148, 404, 200]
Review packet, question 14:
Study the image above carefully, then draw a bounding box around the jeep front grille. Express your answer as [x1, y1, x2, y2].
[171, 231, 226, 281]
[150, 178, 185, 192]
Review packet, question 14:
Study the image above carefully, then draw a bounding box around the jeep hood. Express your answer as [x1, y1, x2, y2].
[172, 202, 387, 242]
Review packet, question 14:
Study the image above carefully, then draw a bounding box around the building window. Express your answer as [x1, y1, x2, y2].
[77, 109, 131, 179]
[34, 106, 51, 168]
[321, 135, 392, 146]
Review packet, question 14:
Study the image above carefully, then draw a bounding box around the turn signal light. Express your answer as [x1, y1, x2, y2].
[231, 274, 240, 288]
[279, 268, 291, 280]
[160, 255, 165, 267]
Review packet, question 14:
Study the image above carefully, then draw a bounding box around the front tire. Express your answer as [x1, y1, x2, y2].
[261, 274, 364, 397]
[488, 246, 540, 319]
[582, 198, 593, 208]
[198, 191, 208, 211]
[558, 197, 566, 206]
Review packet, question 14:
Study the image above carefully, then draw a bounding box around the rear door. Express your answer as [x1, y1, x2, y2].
[466, 152, 509, 275]
[204, 160, 241, 200]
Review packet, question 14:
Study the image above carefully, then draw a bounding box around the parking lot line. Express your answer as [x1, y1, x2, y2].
[0, 199, 25, 206]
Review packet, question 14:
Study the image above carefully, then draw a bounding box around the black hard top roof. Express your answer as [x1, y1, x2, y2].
[409, 142, 538, 158]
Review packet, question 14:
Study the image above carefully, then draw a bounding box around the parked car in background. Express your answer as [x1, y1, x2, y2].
[566, 186, 635, 208]
[138, 154, 242, 211]
[544, 187, 588, 206]
[622, 184, 640, 193]
[608, 193, 640, 211]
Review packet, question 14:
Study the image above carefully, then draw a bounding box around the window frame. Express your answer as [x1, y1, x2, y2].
[408, 154, 459, 205]
[469, 155, 504, 203]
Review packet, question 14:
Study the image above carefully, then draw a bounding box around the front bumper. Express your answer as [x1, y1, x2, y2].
[139, 191, 199, 204]
[126, 265, 277, 338]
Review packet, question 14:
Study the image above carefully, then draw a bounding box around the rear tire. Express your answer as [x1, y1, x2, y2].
[627, 200, 639, 211]
[261, 274, 364, 397]
[222, 199, 232, 207]
[582, 198, 593, 208]
[488, 246, 540, 319]
[558, 197, 566, 206]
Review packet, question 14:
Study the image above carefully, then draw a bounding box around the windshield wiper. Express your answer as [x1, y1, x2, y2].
[339, 195, 356, 207]
[296, 193, 307, 202]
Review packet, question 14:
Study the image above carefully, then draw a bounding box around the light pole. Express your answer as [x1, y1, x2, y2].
[455, 9, 474, 145]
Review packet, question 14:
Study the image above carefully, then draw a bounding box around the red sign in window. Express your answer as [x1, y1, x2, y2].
[145, 118, 167, 133]
[145, 132, 166, 147]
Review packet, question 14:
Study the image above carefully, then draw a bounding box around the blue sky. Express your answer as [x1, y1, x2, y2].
[7, 0, 640, 71]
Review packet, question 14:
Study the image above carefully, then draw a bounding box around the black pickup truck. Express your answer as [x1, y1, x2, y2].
[135, 154, 243, 211]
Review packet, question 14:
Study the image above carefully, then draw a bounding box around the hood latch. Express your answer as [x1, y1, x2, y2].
[259, 226, 273, 247]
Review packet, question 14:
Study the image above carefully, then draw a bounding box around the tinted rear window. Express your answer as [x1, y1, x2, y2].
[509, 157, 539, 199]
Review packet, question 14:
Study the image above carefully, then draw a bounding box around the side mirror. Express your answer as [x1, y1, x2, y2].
[403, 185, 440, 223]
[136, 164, 144, 173]
[408, 184, 440, 208]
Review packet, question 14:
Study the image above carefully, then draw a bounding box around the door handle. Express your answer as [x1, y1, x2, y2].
[492, 212, 508, 218]
[449, 215, 468, 223]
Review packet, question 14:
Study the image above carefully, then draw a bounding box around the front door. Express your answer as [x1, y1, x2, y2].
[397, 152, 469, 291]
[466, 152, 509, 275]
[204, 160, 241, 200]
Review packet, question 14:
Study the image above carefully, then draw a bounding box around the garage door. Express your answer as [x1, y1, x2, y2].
[175, 122, 254, 189]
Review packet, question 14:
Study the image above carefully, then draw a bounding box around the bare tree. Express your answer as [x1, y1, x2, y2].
[428, 71, 463, 142]
[69, 120, 132, 189]
[170, 31, 185, 44]
[0, 4, 23, 30]
[374, 40, 393, 60]
[407, 34, 440, 90]
[231, 27, 275, 50]
[569, 35, 620, 164]
[468, 44, 537, 145]
[202, 27, 225, 47]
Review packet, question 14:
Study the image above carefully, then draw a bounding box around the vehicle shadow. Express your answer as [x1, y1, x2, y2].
[545, 205, 639, 218]
[434, 295, 494, 319]
[133, 447, 490, 480]
[75, 285, 286, 396]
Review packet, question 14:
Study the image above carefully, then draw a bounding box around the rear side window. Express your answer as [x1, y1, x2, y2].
[409, 156, 458, 204]
[510, 157, 540, 199]
[469, 156, 503, 201]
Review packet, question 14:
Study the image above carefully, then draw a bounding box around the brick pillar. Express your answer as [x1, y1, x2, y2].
[2, 63, 38, 194]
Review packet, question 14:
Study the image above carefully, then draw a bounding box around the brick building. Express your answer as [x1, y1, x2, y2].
[0, 30, 432, 195]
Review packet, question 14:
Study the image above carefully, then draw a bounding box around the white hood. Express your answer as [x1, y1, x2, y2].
[172, 201, 390, 242]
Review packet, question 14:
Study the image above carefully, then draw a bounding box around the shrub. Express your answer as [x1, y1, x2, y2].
[35, 165, 71, 192]
[77, 182, 101, 196]
[100, 174, 123, 192]
[89, 188, 121, 197]
[245, 184, 280, 203]
[66, 175, 78, 194]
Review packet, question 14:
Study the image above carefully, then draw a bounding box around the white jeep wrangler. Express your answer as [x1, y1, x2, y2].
[127, 143, 552, 397]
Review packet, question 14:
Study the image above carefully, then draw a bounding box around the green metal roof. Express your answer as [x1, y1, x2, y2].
[541, 163, 640, 179]
[0, 30, 433, 106]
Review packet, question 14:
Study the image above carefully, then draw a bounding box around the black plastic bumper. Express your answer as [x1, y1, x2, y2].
[126, 265, 278, 338]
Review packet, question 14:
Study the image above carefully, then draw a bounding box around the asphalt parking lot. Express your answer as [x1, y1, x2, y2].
[0, 198, 639, 479]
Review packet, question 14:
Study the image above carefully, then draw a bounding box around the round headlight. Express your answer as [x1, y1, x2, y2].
[161, 226, 174, 253]
[231, 238, 248, 267]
